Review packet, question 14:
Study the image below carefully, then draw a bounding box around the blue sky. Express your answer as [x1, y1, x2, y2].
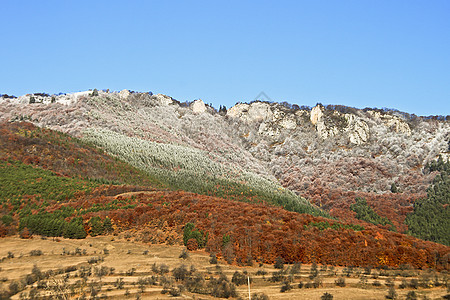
[1, 0, 449, 116]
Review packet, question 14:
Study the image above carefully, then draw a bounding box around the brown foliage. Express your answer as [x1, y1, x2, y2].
[186, 239, 199, 251]
[64, 187, 449, 270]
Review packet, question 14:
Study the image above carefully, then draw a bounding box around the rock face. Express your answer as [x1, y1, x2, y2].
[279, 117, 297, 130]
[310, 105, 323, 125]
[227, 102, 273, 122]
[153, 94, 173, 106]
[225, 100, 430, 148]
[367, 110, 411, 135]
[191, 99, 207, 114]
[119, 89, 131, 99]
[345, 114, 370, 145]
[0, 91, 94, 106]
[227, 102, 373, 144]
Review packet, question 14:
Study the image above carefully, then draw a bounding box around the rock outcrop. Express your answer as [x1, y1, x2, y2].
[191, 99, 207, 114]
[153, 94, 173, 106]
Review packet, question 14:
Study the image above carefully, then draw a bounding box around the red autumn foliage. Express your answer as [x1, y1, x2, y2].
[186, 239, 199, 251]
[62, 187, 449, 270]
[19, 228, 32, 239]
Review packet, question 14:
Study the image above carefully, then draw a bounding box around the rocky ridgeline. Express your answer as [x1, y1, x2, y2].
[1, 90, 449, 194]
[0, 90, 434, 146]
[226, 101, 413, 145]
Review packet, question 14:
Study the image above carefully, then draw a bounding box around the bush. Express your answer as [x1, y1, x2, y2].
[231, 271, 248, 286]
[172, 265, 189, 281]
[88, 257, 103, 264]
[32, 265, 42, 280]
[309, 262, 318, 279]
[372, 280, 381, 287]
[385, 278, 394, 287]
[364, 265, 372, 275]
[270, 270, 286, 282]
[25, 274, 36, 285]
[9, 281, 20, 295]
[280, 281, 292, 292]
[406, 291, 417, 300]
[409, 278, 419, 289]
[209, 273, 237, 298]
[137, 277, 148, 292]
[290, 262, 301, 274]
[179, 248, 189, 259]
[385, 286, 397, 299]
[159, 264, 169, 275]
[169, 286, 181, 297]
[313, 277, 322, 288]
[321, 292, 334, 300]
[251, 293, 269, 300]
[274, 256, 284, 269]
[185, 272, 207, 294]
[209, 253, 218, 264]
[335, 277, 346, 287]
[30, 249, 43, 256]
[114, 278, 124, 289]
[399, 279, 407, 289]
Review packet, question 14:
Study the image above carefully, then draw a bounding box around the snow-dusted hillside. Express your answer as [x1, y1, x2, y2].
[1, 90, 448, 198]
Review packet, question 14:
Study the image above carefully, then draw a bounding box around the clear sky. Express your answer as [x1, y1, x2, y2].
[1, 0, 449, 116]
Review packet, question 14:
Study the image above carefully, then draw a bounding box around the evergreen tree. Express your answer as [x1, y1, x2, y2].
[406, 158, 450, 246]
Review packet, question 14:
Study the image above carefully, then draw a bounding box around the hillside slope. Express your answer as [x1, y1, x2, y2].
[1, 91, 449, 242]
[0, 121, 448, 271]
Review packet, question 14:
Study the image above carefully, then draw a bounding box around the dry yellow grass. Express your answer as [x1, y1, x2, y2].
[0, 236, 448, 299]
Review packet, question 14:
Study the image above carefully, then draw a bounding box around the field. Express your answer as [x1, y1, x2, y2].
[0, 236, 448, 299]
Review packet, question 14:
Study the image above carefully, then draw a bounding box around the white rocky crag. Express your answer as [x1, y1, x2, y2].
[191, 99, 207, 114]
[119, 89, 131, 99]
[227, 102, 273, 122]
[0, 90, 104, 106]
[226, 101, 417, 146]
[345, 114, 370, 145]
[310, 105, 323, 125]
[367, 110, 412, 135]
[153, 93, 173, 106]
